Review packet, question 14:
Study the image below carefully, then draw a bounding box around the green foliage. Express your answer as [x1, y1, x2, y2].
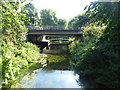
[85, 2, 120, 43]
[83, 25, 106, 42]
[68, 14, 89, 30]
[1, 1, 27, 46]
[69, 2, 120, 88]
[1, 1, 42, 87]
[40, 9, 58, 26]
[40, 9, 67, 29]
[69, 41, 120, 88]
[69, 41, 95, 66]
[58, 19, 67, 29]
[2, 42, 27, 84]
[2, 41, 40, 85]
[21, 42, 40, 63]
[0, 54, 2, 78]
[21, 2, 40, 25]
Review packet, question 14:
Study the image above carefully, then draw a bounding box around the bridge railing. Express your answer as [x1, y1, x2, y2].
[26, 25, 65, 30]
[26, 25, 81, 30]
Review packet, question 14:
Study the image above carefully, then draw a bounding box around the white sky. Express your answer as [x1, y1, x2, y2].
[31, 0, 96, 20]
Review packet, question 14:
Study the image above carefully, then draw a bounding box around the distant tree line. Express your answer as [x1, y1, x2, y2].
[21, 3, 66, 30]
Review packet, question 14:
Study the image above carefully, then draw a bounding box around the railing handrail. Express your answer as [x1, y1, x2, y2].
[25, 25, 81, 30]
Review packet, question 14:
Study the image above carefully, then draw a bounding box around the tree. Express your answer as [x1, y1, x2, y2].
[57, 19, 67, 29]
[70, 2, 120, 88]
[68, 14, 89, 30]
[1, 1, 27, 85]
[21, 3, 40, 25]
[1, 1, 27, 45]
[40, 9, 68, 30]
[40, 9, 58, 26]
[1, 1, 40, 87]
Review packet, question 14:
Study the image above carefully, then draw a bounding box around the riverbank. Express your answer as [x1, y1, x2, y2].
[12, 51, 82, 88]
[2, 52, 47, 88]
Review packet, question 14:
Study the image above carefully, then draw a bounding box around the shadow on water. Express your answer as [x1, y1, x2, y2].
[44, 54, 72, 70]
[43, 43, 102, 88]
[13, 43, 100, 88]
[13, 43, 83, 88]
[41, 43, 73, 70]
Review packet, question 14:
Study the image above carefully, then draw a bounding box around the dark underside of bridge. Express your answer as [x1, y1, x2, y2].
[27, 38, 48, 50]
[34, 41, 48, 50]
[27, 29, 83, 50]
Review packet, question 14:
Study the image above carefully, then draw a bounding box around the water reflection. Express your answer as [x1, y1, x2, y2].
[0, 78, 2, 88]
[17, 69, 82, 88]
[16, 42, 84, 88]
[42, 44, 69, 54]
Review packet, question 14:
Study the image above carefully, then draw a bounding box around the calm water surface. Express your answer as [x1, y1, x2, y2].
[17, 69, 83, 88]
[16, 44, 84, 88]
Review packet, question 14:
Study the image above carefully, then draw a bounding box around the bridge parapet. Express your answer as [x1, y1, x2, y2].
[26, 25, 81, 30]
[26, 25, 66, 30]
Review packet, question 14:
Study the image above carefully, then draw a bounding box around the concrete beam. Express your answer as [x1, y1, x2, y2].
[28, 30, 82, 35]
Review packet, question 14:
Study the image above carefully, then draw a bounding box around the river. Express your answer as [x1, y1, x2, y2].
[15, 45, 83, 88]
[15, 69, 82, 88]
[13, 43, 92, 88]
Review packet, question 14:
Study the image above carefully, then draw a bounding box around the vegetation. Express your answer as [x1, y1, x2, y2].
[21, 2, 40, 25]
[68, 13, 89, 30]
[40, 9, 67, 29]
[69, 2, 120, 88]
[1, 1, 45, 88]
[40, 9, 58, 26]
[1, 0, 120, 88]
[21, 3, 67, 29]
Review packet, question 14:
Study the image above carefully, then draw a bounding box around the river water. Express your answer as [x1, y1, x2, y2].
[16, 69, 82, 88]
[15, 43, 85, 88]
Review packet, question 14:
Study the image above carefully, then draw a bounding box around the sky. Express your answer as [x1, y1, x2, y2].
[31, 0, 96, 20]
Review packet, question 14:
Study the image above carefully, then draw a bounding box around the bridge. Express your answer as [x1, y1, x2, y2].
[26, 26, 85, 49]
[29, 30, 82, 35]
[48, 38, 68, 41]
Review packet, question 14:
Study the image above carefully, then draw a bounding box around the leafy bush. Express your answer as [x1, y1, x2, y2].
[2, 41, 41, 85]
[21, 42, 40, 62]
[69, 40, 120, 88]
[1, 2, 42, 87]
[69, 23, 120, 88]
[83, 25, 106, 42]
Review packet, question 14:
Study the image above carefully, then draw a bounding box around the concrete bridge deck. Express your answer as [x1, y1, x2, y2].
[28, 30, 82, 35]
